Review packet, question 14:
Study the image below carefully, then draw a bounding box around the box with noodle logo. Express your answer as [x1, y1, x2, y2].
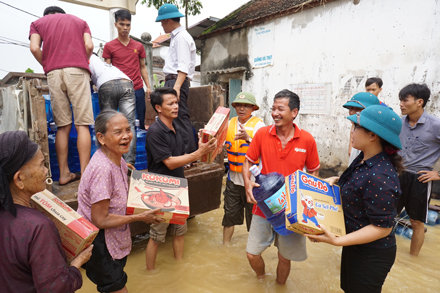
[285, 170, 346, 236]
[126, 170, 189, 225]
[30, 189, 99, 263]
[200, 106, 230, 163]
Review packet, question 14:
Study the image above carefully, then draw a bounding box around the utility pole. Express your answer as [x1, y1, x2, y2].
[185, 0, 188, 29]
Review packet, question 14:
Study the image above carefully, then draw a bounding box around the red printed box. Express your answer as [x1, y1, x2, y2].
[126, 170, 189, 225]
[200, 106, 230, 164]
[30, 189, 99, 263]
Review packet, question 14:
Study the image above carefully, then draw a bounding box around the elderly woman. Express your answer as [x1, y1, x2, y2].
[0, 131, 92, 292]
[307, 105, 404, 293]
[77, 110, 163, 293]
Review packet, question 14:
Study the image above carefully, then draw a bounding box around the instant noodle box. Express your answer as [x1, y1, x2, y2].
[200, 106, 230, 163]
[285, 170, 346, 236]
[30, 189, 99, 263]
[126, 170, 189, 224]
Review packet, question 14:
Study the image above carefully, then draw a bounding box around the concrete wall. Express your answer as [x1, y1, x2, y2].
[201, 0, 440, 178]
[201, 28, 252, 84]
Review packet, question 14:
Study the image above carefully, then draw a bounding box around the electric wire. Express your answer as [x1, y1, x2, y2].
[0, 1, 108, 43]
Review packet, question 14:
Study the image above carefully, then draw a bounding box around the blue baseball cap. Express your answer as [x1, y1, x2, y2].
[156, 4, 184, 22]
[343, 92, 380, 109]
[347, 105, 402, 149]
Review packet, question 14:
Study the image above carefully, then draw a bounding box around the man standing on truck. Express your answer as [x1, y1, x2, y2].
[103, 9, 151, 130]
[156, 4, 197, 155]
[243, 89, 320, 285]
[29, 6, 94, 185]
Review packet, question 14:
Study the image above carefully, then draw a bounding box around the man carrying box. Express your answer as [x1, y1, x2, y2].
[145, 87, 216, 270]
[243, 89, 320, 285]
[223, 92, 265, 244]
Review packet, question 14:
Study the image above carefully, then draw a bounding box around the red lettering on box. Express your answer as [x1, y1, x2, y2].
[142, 173, 180, 186]
[40, 199, 52, 209]
[301, 174, 328, 192]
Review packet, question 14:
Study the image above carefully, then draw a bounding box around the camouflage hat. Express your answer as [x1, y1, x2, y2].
[231, 92, 259, 110]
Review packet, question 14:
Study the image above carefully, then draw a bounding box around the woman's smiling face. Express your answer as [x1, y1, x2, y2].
[98, 114, 133, 157]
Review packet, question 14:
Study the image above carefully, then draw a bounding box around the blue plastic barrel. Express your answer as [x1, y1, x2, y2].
[427, 210, 439, 226]
[249, 166, 293, 236]
[48, 123, 60, 181]
[89, 124, 99, 158]
[134, 119, 148, 170]
[403, 227, 413, 239]
[44, 95, 53, 123]
[91, 91, 100, 119]
[68, 128, 81, 173]
[395, 224, 404, 235]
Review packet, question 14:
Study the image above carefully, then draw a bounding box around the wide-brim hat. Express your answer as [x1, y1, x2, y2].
[343, 92, 380, 109]
[156, 4, 184, 22]
[231, 92, 259, 110]
[347, 105, 402, 149]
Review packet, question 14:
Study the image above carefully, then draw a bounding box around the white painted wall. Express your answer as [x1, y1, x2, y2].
[242, 0, 440, 170]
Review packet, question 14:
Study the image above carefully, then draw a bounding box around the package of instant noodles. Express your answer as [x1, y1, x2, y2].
[126, 170, 189, 224]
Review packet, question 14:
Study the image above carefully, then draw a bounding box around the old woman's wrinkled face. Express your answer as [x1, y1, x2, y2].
[18, 150, 48, 195]
[98, 114, 133, 157]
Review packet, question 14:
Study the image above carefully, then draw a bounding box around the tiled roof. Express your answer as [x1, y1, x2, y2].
[152, 34, 171, 48]
[199, 0, 332, 38]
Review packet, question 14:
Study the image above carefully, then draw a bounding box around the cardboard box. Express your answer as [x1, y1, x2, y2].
[126, 170, 189, 225]
[285, 171, 346, 236]
[30, 189, 99, 263]
[200, 106, 230, 163]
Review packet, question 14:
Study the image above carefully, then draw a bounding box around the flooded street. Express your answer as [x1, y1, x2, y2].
[78, 193, 440, 292]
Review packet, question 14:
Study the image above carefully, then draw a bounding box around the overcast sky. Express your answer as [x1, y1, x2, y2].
[0, 0, 248, 76]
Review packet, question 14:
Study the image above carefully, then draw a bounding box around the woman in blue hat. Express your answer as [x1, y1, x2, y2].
[306, 105, 404, 293]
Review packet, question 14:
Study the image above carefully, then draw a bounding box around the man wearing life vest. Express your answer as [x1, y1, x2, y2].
[222, 92, 265, 244]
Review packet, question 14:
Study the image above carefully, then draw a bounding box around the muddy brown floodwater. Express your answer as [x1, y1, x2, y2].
[78, 196, 440, 293]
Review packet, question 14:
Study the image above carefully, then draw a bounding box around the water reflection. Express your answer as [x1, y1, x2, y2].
[78, 199, 440, 292]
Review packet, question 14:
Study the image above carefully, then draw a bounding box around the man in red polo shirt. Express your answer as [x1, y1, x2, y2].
[103, 9, 151, 130]
[29, 6, 94, 185]
[243, 89, 320, 285]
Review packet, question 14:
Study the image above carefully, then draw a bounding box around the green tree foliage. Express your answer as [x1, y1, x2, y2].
[141, 0, 203, 29]
[25, 68, 34, 73]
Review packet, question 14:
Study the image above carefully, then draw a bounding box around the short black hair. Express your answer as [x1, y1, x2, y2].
[150, 87, 178, 113]
[274, 89, 300, 112]
[171, 17, 181, 23]
[365, 77, 383, 88]
[115, 9, 131, 22]
[43, 6, 66, 16]
[399, 83, 431, 107]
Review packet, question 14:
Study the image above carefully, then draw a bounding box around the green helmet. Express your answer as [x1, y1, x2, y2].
[231, 92, 259, 110]
[155, 4, 184, 22]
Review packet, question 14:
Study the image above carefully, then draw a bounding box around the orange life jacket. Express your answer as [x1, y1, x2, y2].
[225, 116, 262, 172]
